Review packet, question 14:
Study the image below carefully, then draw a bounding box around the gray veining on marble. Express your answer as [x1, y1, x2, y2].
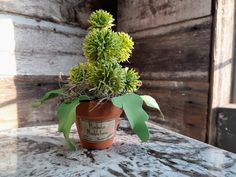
[0, 120, 235, 177]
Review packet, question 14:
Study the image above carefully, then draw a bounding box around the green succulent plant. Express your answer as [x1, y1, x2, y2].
[117, 32, 134, 62]
[33, 10, 163, 150]
[88, 10, 114, 30]
[83, 29, 133, 63]
[68, 63, 88, 85]
[124, 68, 141, 93]
[87, 61, 126, 98]
[83, 28, 120, 62]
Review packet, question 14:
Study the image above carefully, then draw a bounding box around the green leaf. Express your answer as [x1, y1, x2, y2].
[112, 93, 149, 141]
[32, 89, 63, 108]
[140, 95, 164, 119]
[57, 98, 81, 150]
[111, 97, 123, 108]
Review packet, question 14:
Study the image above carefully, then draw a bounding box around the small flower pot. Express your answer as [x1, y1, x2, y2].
[76, 101, 123, 149]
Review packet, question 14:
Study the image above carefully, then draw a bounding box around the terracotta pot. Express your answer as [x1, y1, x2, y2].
[76, 101, 123, 150]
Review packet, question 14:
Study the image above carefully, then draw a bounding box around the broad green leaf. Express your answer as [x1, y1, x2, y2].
[32, 89, 63, 108]
[140, 95, 164, 119]
[112, 93, 149, 141]
[111, 96, 123, 108]
[57, 98, 81, 150]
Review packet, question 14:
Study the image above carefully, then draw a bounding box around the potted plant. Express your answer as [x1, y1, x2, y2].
[33, 10, 163, 150]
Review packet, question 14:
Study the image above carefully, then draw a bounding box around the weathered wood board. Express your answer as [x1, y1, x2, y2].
[0, 0, 101, 28]
[0, 14, 86, 75]
[0, 0, 117, 28]
[129, 19, 211, 82]
[0, 76, 60, 130]
[130, 20, 212, 141]
[208, 0, 236, 144]
[118, 0, 212, 32]
[139, 80, 209, 141]
[118, 0, 213, 141]
[130, 17, 212, 40]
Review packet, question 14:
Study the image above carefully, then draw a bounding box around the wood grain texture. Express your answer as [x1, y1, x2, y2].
[208, 0, 236, 144]
[139, 80, 209, 141]
[128, 19, 212, 81]
[0, 0, 102, 28]
[130, 16, 212, 40]
[0, 76, 62, 130]
[118, 2, 213, 141]
[0, 14, 86, 75]
[118, 0, 212, 32]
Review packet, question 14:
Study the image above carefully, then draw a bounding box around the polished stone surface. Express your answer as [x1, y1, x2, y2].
[0, 120, 235, 177]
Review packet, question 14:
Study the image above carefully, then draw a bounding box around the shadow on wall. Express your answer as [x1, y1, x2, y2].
[0, 1, 117, 130]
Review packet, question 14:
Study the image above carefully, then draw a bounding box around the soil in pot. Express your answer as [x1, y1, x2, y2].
[76, 101, 123, 150]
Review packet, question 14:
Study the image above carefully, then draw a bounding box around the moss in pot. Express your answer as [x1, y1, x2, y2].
[32, 10, 164, 150]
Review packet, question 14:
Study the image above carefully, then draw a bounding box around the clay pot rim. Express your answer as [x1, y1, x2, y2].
[76, 100, 123, 118]
[79, 99, 111, 103]
[79, 100, 116, 107]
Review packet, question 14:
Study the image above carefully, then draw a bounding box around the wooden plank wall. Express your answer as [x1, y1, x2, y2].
[0, 0, 117, 129]
[208, 0, 236, 145]
[118, 0, 213, 141]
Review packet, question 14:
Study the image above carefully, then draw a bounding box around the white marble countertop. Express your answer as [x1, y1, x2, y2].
[0, 120, 235, 177]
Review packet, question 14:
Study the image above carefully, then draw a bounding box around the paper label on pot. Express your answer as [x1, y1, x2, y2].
[80, 119, 116, 142]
